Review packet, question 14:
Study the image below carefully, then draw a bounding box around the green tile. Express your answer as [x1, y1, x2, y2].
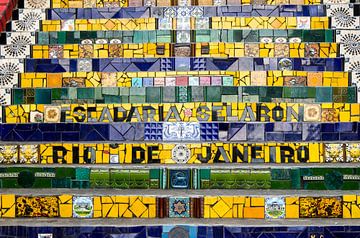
[120, 87, 130, 95]
[274, 29, 287, 37]
[48, 32, 58, 44]
[94, 88, 103, 100]
[205, 86, 221, 102]
[120, 96, 129, 103]
[133, 31, 143, 43]
[325, 29, 333, 42]
[191, 86, 204, 102]
[163, 87, 176, 102]
[68, 88, 77, 99]
[291, 87, 308, 98]
[243, 86, 259, 95]
[77, 88, 94, 99]
[222, 86, 238, 95]
[303, 30, 320, 41]
[232, 30, 243, 42]
[130, 95, 145, 103]
[222, 76, 233, 86]
[288, 29, 302, 38]
[307, 87, 316, 97]
[243, 30, 259, 42]
[221, 95, 238, 102]
[104, 95, 121, 103]
[130, 87, 145, 96]
[102, 87, 120, 96]
[348, 87, 357, 103]
[315, 87, 332, 102]
[259, 29, 273, 37]
[37, 32, 49, 44]
[35, 89, 52, 104]
[57, 32, 67, 44]
[177, 86, 188, 103]
[266, 87, 282, 98]
[12, 89, 24, 105]
[210, 30, 220, 42]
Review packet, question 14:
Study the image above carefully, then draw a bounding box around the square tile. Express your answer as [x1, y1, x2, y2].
[195, 18, 209, 30]
[177, 31, 191, 43]
[296, 17, 310, 29]
[189, 76, 199, 86]
[265, 197, 285, 219]
[44, 106, 61, 123]
[0, 145, 18, 163]
[176, 17, 190, 30]
[346, 144, 360, 162]
[169, 170, 191, 189]
[325, 144, 344, 162]
[171, 145, 191, 163]
[163, 122, 200, 141]
[78, 59, 92, 72]
[25, 0, 50, 8]
[19, 145, 38, 164]
[303, 104, 321, 122]
[158, 18, 172, 30]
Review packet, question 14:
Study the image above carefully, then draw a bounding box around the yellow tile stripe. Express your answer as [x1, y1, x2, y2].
[0, 194, 358, 218]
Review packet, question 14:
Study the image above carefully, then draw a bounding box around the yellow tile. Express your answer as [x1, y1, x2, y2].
[344, 195, 357, 202]
[234, 196, 245, 204]
[118, 204, 129, 217]
[59, 204, 72, 218]
[108, 204, 119, 218]
[204, 205, 210, 218]
[243, 207, 264, 218]
[94, 197, 102, 211]
[129, 198, 147, 217]
[148, 204, 156, 218]
[351, 205, 360, 218]
[102, 203, 113, 217]
[204, 196, 218, 205]
[285, 205, 299, 218]
[59, 194, 72, 204]
[1, 194, 15, 208]
[286, 197, 299, 205]
[212, 199, 231, 218]
[237, 204, 244, 218]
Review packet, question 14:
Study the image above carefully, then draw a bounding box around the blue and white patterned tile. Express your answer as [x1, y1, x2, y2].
[169, 197, 190, 217]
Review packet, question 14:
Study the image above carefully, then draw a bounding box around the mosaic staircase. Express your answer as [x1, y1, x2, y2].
[0, 0, 359, 237]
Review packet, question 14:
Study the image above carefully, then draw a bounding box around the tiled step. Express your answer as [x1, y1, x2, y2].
[0, 142, 357, 164]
